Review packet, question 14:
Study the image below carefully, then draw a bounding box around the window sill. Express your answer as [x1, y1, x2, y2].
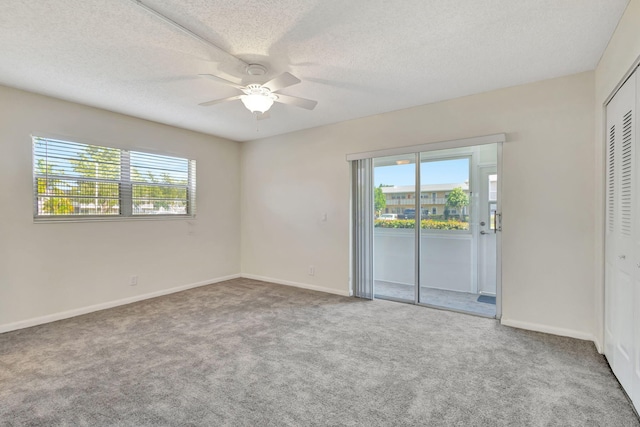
[33, 214, 196, 224]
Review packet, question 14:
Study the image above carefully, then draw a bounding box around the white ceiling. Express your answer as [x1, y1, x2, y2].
[0, 0, 629, 142]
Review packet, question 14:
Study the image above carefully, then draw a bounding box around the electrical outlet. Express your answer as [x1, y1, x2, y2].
[308, 265, 315, 276]
[130, 275, 138, 286]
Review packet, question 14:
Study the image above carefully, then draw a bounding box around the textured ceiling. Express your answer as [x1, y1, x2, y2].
[0, 0, 629, 142]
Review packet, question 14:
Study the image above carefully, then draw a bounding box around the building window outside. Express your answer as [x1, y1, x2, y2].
[33, 136, 196, 219]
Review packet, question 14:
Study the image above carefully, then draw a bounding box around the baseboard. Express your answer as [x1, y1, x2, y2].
[241, 274, 351, 297]
[593, 336, 604, 354]
[0, 274, 241, 334]
[501, 318, 595, 343]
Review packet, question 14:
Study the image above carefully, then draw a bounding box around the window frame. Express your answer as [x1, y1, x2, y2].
[32, 135, 196, 222]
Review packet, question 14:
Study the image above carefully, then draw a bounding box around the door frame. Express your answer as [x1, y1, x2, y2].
[496, 143, 503, 319]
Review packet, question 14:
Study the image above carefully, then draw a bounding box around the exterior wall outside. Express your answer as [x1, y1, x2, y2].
[374, 229, 473, 293]
[241, 71, 595, 341]
[593, 0, 640, 351]
[0, 85, 241, 328]
[381, 185, 469, 216]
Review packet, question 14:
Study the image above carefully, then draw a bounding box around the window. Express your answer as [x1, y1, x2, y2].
[432, 207, 436, 214]
[488, 174, 498, 201]
[33, 136, 196, 219]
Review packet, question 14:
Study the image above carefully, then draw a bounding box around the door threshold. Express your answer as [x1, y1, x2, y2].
[374, 294, 414, 304]
[417, 301, 497, 319]
[375, 294, 497, 319]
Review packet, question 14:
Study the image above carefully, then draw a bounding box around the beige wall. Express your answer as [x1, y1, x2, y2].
[241, 71, 596, 339]
[0, 85, 241, 330]
[594, 0, 640, 350]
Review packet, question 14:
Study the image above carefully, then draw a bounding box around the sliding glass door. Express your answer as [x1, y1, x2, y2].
[418, 156, 480, 313]
[363, 142, 500, 317]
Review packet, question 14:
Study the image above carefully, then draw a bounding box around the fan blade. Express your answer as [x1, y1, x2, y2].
[275, 93, 318, 110]
[198, 95, 242, 107]
[263, 72, 301, 92]
[199, 74, 245, 91]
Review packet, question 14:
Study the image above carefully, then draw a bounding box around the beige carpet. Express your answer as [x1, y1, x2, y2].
[0, 278, 638, 426]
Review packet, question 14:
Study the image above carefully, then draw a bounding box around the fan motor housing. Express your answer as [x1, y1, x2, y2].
[246, 64, 267, 76]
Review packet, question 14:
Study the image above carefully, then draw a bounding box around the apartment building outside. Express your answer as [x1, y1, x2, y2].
[380, 182, 472, 217]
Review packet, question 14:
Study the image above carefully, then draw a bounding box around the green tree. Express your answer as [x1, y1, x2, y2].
[374, 185, 386, 216]
[70, 145, 121, 214]
[131, 169, 187, 213]
[446, 187, 469, 221]
[43, 196, 74, 214]
[35, 158, 75, 214]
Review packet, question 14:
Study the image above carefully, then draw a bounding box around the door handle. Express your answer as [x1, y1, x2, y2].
[480, 230, 490, 235]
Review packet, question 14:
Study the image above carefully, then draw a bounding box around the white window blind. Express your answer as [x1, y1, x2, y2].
[130, 151, 194, 215]
[33, 136, 196, 219]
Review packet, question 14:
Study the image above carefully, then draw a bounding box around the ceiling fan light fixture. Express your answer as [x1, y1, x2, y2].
[198, 72, 316, 115]
[240, 94, 276, 113]
[240, 84, 278, 113]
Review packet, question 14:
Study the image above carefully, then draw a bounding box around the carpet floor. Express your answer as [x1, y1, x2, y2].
[0, 278, 638, 426]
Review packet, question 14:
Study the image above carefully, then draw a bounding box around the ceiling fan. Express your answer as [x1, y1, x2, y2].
[199, 64, 318, 116]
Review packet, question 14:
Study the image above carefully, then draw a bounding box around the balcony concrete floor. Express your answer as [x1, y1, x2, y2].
[374, 281, 496, 317]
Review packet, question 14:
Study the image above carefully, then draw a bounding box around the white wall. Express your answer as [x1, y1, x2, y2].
[594, 0, 640, 351]
[241, 71, 596, 340]
[0, 85, 241, 330]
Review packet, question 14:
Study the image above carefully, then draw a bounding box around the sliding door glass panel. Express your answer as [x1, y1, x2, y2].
[418, 156, 481, 312]
[373, 155, 416, 301]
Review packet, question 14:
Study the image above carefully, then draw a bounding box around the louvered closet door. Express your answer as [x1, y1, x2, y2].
[605, 68, 638, 412]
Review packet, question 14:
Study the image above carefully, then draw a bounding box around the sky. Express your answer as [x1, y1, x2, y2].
[374, 158, 469, 187]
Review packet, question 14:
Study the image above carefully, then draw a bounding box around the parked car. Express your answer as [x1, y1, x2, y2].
[378, 213, 398, 220]
[399, 209, 429, 219]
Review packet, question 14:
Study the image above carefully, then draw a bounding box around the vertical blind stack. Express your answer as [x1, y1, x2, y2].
[351, 158, 374, 299]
